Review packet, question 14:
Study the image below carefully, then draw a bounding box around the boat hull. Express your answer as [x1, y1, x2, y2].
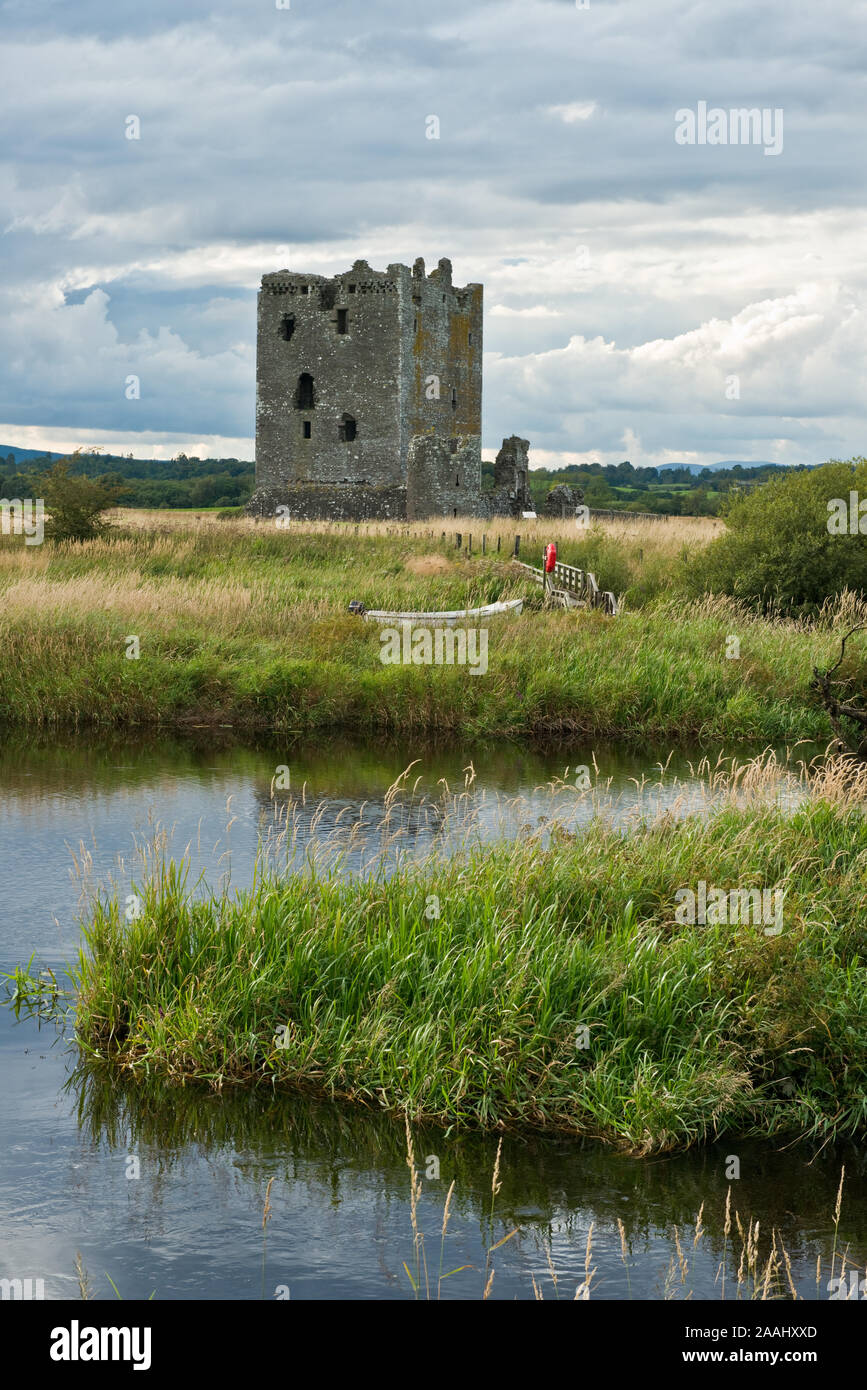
[362, 598, 523, 625]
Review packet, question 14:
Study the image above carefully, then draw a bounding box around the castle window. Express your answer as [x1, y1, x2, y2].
[336, 309, 348, 334]
[451, 387, 457, 411]
[348, 284, 356, 294]
[413, 317, 417, 333]
[455, 474, 460, 486]
[300, 285, 308, 295]
[279, 315, 295, 341]
[468, 332, 472, 345]
[320, 285, 336, 310]
[296, 373, 315, 408]
[303, 421, 311, 439]
[339, 414, 357, 443]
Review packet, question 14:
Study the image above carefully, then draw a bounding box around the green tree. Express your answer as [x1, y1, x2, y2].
[40, 452, 123, 542]
[582, 477, 615, 507]
[685, 458, 867, 613]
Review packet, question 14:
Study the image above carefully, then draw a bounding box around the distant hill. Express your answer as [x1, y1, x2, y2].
[0, 444, 64, 464]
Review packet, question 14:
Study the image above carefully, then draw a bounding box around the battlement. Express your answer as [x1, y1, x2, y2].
[261, 261, 401, 296]
[260, 259, 482, 305]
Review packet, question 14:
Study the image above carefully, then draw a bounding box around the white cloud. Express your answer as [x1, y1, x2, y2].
[546, 101, 598, 124]
[489, 304, 564, 318]
[485, 281, 867, 466]
[0, 423, 253, 461]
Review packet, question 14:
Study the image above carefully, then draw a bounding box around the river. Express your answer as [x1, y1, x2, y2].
[1, 732, 863, 1300]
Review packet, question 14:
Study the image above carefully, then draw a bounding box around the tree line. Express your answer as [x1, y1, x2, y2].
[2, 449, 811, 517]
[0, 450, 253, 509]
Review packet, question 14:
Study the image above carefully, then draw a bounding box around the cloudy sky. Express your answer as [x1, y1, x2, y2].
[2, 0, 865, 468]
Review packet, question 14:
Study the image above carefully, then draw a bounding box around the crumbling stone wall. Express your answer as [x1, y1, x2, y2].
[406, 434, 483, 519]
[478, 436, 533, 517]
[542, 483, 584, 518]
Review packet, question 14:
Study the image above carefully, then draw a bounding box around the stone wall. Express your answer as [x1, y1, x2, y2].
[256, 260, 405, 493]
[406, 433, 483, 519]
[476, 487, 516, 520]
[542, 483, 584, 518]
[402, 257, 483, 464]
[492, 436, 532, 512]
[246, 482, 407, 522]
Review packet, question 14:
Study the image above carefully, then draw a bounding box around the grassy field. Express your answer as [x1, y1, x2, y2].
[57, 752, 867, 1153]
[0, 509, 859, 743]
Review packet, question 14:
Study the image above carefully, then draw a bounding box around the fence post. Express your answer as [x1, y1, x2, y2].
[514, 534, 520, 557]
[497, 535, 501, 553]
[456, 532, 462, 549]
[482, 535, 486, 555]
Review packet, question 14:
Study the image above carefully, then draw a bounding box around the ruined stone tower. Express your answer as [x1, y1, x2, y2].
[252, 256, 484, 520]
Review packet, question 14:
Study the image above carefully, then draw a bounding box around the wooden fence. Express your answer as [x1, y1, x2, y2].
[513, 559, 618, 615]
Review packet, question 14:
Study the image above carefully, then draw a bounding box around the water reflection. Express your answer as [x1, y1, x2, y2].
[52, 1054, 867, 1301]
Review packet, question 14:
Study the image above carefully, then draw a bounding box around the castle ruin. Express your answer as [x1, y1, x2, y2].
[248, 256, 533, 521]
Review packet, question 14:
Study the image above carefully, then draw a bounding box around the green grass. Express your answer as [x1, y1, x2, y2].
[0, 518, 860, 743]
[67, 764, 867, 1154]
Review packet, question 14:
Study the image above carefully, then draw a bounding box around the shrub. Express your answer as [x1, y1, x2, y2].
[685, 459, 867, 614]
[41, 454, 122, 543]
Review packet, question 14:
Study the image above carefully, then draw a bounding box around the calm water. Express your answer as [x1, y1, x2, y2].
[1, 732, 863, 1301]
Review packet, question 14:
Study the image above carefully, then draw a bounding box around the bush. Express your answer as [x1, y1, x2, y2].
[41, 454, 122, 542]
[685, 458, 867, 614]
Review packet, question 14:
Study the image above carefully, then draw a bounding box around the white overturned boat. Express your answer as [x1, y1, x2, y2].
[361, 597, 523, 625]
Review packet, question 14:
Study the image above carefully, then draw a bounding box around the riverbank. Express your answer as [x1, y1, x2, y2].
[0, 513, 858, 743]
[68, 754, 867, 1153]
